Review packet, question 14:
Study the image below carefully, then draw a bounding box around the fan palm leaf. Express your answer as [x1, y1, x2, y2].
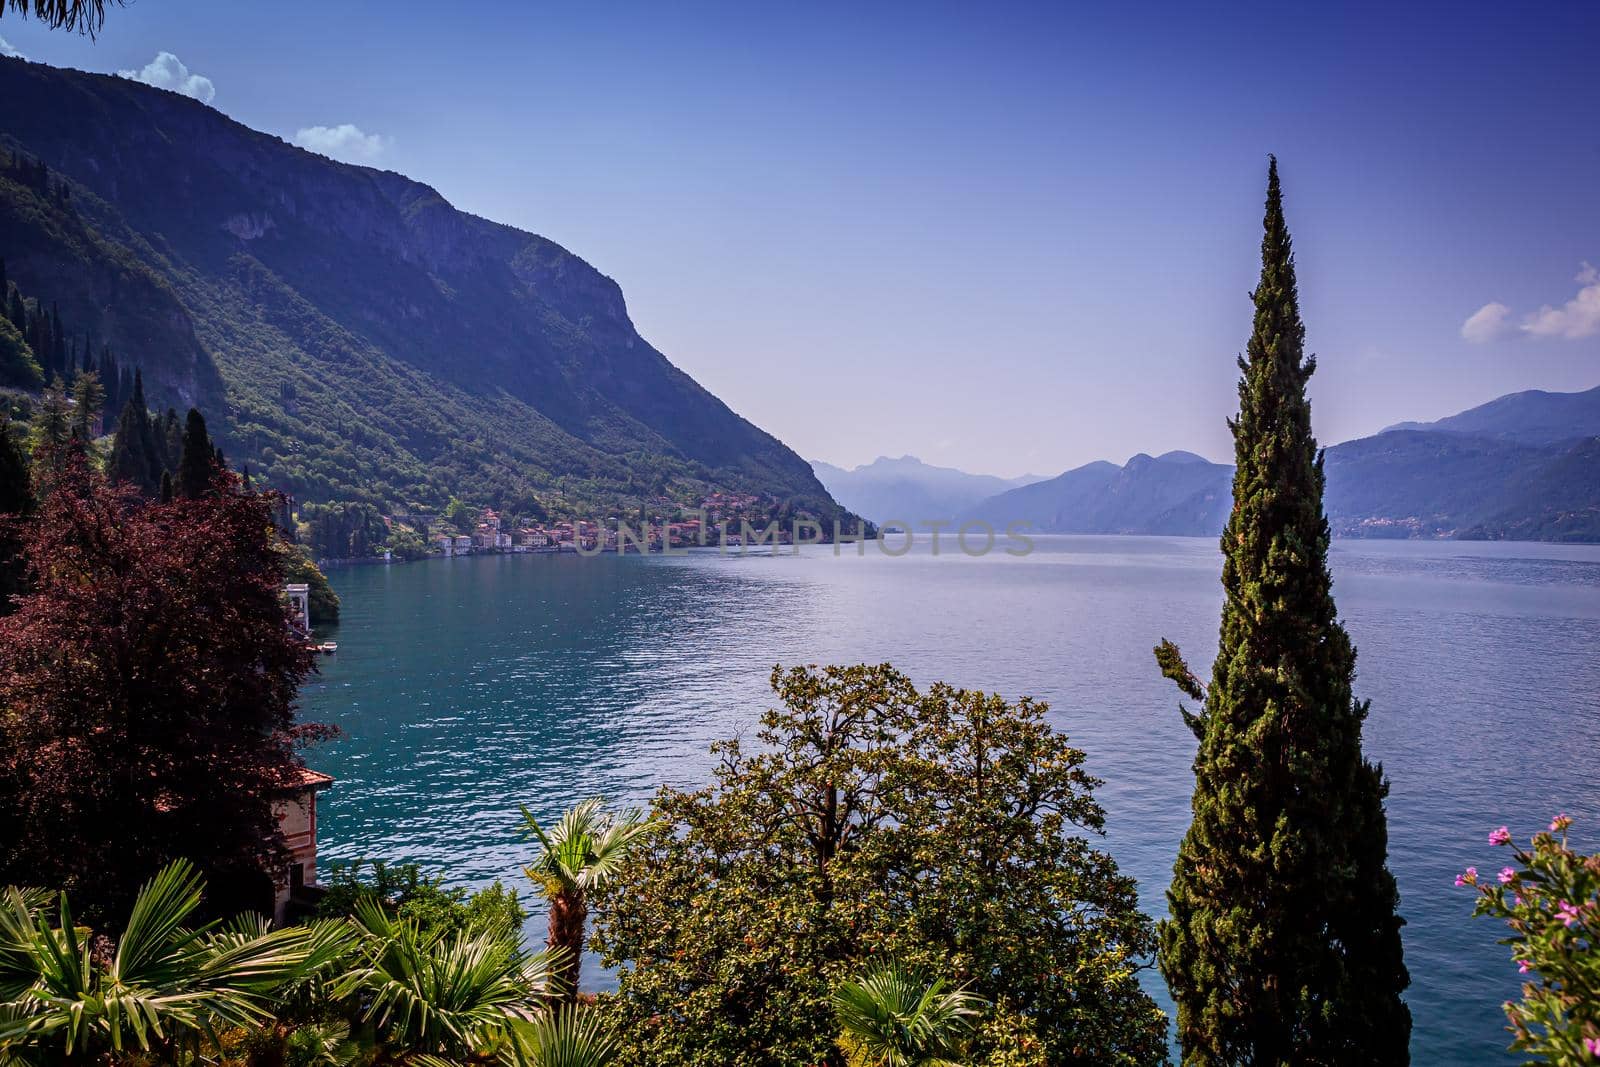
[336, 895, 558, 1063]
[832, 962, 985, 1067]
[508, 1004, 619, 1067]
[0, 860, 324, 1062]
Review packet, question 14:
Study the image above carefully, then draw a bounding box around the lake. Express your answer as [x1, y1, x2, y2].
[301, 535, 1600, 1064]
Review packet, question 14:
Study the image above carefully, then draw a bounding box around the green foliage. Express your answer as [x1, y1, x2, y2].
[509, 1006, 622, 1067]
[332, 897, 556, 1065]
[591, 663, 1166, 1067]
[520, 799, 653, 1002]
[0, 313, 40, 389]
[832, 962, 984, 1067]
[0, 859, 330, 1064]
[1461, 815, 1600, 1064]
[281, 546, 341, 625]
[385, 527, 431, 561]
[1155, 158, 1410, 1064]
[316, 860, 525, 943]
[0, 65, 859, 531]
[299, 500, 386, 560]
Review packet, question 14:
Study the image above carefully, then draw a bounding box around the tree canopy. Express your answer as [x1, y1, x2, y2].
[592, 663, 1167, 1067]
[0, 451, 321, 921]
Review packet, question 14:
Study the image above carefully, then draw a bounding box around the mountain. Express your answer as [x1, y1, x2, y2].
[963, 453, 1232, 535]
[1381, 384, 1600, 445]
[0, 58, 847, 521]
[960, 417, 1600, 541]
[810, 455, 1045, 525]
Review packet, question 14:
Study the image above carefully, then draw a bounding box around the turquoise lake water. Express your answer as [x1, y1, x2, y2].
[301, 535, 1600, 1064]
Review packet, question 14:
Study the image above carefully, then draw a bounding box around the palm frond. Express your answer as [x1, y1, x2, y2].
[833, 961, 985, 1067]
[509, 1005, 620, 1067]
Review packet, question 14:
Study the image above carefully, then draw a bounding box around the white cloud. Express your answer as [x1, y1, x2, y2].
[1460, 301, 1510, 344]
[0, 35, 25, 59]
[117, 52, 215, 103]
[1461, 263, 1600, 344]
[1521, 262, 1600, 341]
[292, 124, 391, 165]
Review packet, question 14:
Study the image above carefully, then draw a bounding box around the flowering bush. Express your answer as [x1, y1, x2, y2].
[1461, 814, 1600, 1063]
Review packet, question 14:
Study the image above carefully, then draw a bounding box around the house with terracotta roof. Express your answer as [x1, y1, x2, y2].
[270, 768, 333, 924]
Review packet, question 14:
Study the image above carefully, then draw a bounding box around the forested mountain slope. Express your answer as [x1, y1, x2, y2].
[0, 57, 845, 521]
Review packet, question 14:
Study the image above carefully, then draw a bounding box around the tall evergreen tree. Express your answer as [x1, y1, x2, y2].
[108, 397, 158, 493]
[1155, 158, 1410, 1065]
[177, 407, 215, 499]
[69, 368, 105, 443]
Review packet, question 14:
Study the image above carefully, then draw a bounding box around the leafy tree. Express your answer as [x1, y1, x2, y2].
[178, 406, 217, 499]
[0, 859, 331, 1064]
[0, 454, 320, 921]
[0, 314, 40, 389]
[1459, 814, 1599, 1064]
[1153, 158, 1410, 1064]
[385, 528, 432, 561]
[832, 962, 984, 1067]
[281, 545, 341, 624]
[520, 799, 653, 1003]
[591, 664, 1166, 1067]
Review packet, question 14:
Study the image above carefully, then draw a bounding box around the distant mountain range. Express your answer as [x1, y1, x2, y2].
[814, 387, 1600, 542]
[0, 58, 848, 522]
[809, 456, 1045, 526]
[1382, 384, 1600, 445]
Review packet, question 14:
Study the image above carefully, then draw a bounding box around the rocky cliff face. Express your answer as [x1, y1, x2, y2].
[0, 57, 840, 516]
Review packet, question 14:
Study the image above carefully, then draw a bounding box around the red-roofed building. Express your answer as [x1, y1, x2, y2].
[271, 768, 333, 923]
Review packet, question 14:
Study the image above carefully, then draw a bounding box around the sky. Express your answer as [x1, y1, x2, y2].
[3, 1, 1597, 477]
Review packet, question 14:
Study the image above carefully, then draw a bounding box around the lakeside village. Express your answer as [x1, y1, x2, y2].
[325, 491, 873, 565]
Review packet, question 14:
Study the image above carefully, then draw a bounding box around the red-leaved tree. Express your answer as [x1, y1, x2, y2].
[0, 450, 321, 922]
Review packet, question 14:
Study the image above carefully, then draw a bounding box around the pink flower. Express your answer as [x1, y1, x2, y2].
[1456, 867, 1478, 887]
[1516, 959, 1532, 974]
[1499, 867, 1517, 884]
[1551, 813, 1572, 833]
[1585, 1036, 1600, 1057]
[1489, 826, 1511, 846]
[1556, 900, 1582, 928]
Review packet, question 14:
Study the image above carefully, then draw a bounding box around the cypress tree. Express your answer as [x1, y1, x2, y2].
[177, 408, 214, 499]
[1155, 158, 1410, 1065]
[108, 398, 158, 493]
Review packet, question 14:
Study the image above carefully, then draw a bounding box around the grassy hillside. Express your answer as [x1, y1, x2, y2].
[0, 58, 849, 523]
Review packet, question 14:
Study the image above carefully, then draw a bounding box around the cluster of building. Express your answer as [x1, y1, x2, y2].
[432, 507, 732, 556]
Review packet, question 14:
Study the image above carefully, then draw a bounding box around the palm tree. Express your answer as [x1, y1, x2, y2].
[518, 800, 653, 1003]
[334, 896, 559, 1065]
[509, 1005, 619, 1067]
[831, 962, 985, 1067]
[0, 859, 328, 1064]
[0, 0, 118, 37]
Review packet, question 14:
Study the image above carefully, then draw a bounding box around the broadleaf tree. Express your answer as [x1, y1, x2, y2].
[591, 663, 1167, 1067]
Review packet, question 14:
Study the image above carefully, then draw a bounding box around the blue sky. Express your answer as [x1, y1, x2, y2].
[4, 1, 1596, 476]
